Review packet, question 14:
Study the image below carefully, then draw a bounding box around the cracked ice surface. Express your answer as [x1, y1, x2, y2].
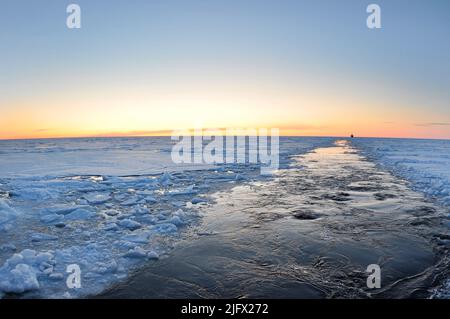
[0, 136, 334, 298]
[0, 172, 202, 298]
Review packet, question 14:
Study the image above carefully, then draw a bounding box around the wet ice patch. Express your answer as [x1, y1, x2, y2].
[292, 210, 322, 220]
[321, 192, 352, 202]
[373, 192, 397, 201]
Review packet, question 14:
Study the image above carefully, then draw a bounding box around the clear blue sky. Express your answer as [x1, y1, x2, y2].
[1, 0, 450, 139]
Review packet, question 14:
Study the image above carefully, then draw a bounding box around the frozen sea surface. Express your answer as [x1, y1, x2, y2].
[0, 136, 334, 298]
[352, 138, 450, 297]
[353, 138, 450, 208]
[0, 137, 203, 178]
[100, 140, 450, 299]
[1, 136, 449, 298]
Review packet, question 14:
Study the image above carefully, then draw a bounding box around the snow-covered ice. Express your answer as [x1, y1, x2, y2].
[0, 249, 51, 294]
[352, 138, 450, 207]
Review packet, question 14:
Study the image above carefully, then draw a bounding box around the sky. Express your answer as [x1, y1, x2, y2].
[1, 0, 450, 139]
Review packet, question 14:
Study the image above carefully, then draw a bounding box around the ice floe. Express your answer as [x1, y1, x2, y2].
[83, 193, 111, 205]
[118, 219, 142, 230]
[64, 208, 96, 221]
[124, 247, 147, 259]
[31, 233, 58, 242]
[0, 249, 53, 294]
[0, 199, 17, 231]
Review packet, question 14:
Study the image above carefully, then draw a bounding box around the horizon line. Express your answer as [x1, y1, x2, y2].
[1, 133, 449, 142]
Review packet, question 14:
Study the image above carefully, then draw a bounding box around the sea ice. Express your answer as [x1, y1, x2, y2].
[145, 196, 157, 204]
[31, 233, 58, 242]
[191, 197, 207, 204]
[118, 219, 142, 230]
[121, 232, 151, 244]
[131, 205, 150, 215]
[0, 244, 17, 253]
[11, 188, 55, 201]
[124, 247, 147, 259]
[0, 264, 40, 294]
[104, 209, 120, 216]
[0, 136, 336, 298]
[163, 215, 185, 226]
[159, 172, 172, 186]
[168, 185, 196, 196]
[103, 222, 119, 231]
[147, 251, 159, 260]
[93, 260, 118, 274]
[64, 208, 96, 221]
[0, 199, 17, 231]
[40, 213, 64, 224]
[83, 193, 111, 205]
[44, 204, 87, 215]
[0, 249, 54, 294]
[121, 196, 140, 206]
[152, 223, 178, 234]
[353, 138, 450, 210]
